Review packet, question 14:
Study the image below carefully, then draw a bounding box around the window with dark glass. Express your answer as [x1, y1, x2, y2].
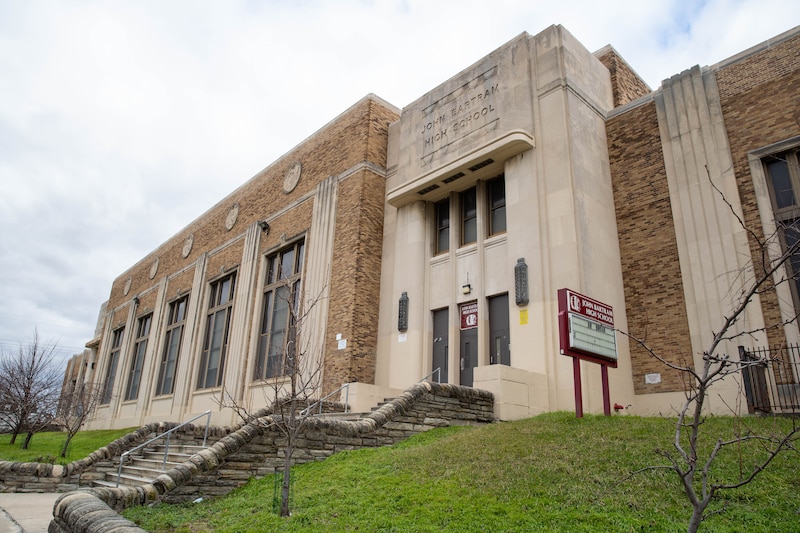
[461, 187, 477, 245]
[197, 273, 236, 389]
[435, 199, 450, 254]
[764, 149, 800, 308]
[155, 295, 188, 396]
[487, 176, 506, 236]
[101, 328, 125, 404]
[254, 240, 305, 380]
[124, 314, 152, 401]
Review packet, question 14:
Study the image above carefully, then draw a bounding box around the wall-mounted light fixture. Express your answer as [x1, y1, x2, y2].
[258, 220, 270, 235]
[462, 273, 472, 295]
[514, 258, 529, 306]
[398, 291, 409, 331]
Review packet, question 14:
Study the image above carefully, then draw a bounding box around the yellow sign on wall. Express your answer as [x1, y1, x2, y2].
[520, 309, 528, 325]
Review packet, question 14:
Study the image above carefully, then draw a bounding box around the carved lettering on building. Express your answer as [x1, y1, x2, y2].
[420, 66, 500, 156]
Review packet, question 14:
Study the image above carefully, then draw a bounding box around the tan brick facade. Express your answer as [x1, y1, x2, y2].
[607, 101, 693, 394]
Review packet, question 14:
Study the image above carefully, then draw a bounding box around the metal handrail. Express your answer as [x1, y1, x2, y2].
[116, 409, 212, 487]
[419, 367, 441, 383]
[299, 383, 350, 417]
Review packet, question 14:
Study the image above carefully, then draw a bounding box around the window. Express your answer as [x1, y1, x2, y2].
[765, 149, 800, 306]
[101, 328, 125, 404]
[461, 187, 477, 245]
[487, 175, 506, 235]
[255, 241, 304, 380]
[155, 295, 188, 396]
[197, 274, 236, 389]
[435, 199, 450, 254]
[124, 314, 152, 401]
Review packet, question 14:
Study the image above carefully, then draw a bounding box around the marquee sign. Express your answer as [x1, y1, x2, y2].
[558, 288, 618, 367]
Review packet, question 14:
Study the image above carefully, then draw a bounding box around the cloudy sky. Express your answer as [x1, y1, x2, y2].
[1, 0, 798, 368]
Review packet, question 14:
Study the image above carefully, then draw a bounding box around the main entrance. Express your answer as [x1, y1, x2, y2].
[459, 302, 478, 386]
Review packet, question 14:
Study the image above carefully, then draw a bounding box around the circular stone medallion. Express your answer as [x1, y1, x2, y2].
[182, 233, 194, 258]
[225, 203, 240, 231]
[283, 162, 302, 194]
[149, 257, 160, 279]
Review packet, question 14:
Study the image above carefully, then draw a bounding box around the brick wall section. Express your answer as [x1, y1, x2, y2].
[607, 101, 693, 394]
[714, 33, 800, 348]
[98, 97, 398, 394]
[595, 47, 651, 107]
[323, 100, 398, 393]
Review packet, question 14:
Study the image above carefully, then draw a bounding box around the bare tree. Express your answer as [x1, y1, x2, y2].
[218, 280, 329, 517]
[623, 170, 800, 532]
[55, 381, 104, 457]
[0, 329, 63, 449]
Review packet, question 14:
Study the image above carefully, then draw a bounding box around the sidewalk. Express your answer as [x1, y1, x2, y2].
[0, 493, 60, 533]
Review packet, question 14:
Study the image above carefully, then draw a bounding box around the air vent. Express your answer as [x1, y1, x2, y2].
[417, 184, 440, 196]
[468, 158, 494, 172]
[443, 172, 465, 184]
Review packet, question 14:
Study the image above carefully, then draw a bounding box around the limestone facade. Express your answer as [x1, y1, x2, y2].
[82, 24, 800, 428]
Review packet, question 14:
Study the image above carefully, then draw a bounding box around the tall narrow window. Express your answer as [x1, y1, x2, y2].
[487, 176, 506, 236]
[255, 240, 304, 380]
[435, 199, 450, 254]
[124, 314, 152, 401]
[198, 273, 236, 389]
[101, 328, 125, 404]
[155, 295, 188, 396]
[765, 150, 800, 308]
[461, 187, 477, 245]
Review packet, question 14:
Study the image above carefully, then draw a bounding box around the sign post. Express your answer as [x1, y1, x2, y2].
[557, 288, 618, 417]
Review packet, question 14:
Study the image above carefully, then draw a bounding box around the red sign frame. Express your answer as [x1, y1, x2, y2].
[558, 288, 618, 368]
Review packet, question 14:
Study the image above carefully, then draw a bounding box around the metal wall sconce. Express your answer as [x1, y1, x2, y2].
[258, 220, 270, 235]
[514, 258, 529, 306]
[398, 291, 409, 331]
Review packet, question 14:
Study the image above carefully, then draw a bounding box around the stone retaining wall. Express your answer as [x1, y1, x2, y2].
[40, 382, 492, 532]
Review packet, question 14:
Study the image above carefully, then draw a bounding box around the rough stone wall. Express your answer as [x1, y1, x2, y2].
[595, 46, 651, 108]
[47, 382, 493, 533]
[606, 101, 693, 394]
[714, 33, 800, 348]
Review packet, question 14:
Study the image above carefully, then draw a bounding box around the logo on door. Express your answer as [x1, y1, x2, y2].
[460, 302, 478, 329]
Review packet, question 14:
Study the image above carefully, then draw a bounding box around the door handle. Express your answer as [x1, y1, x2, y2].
[460, 358, 465, 371]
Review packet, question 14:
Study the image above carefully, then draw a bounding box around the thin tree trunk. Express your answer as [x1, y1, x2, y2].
[22, 431, 33, 450]
[280, 443, 292, 517]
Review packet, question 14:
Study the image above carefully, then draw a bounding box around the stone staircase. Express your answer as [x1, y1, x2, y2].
[94, 443, 208, 488]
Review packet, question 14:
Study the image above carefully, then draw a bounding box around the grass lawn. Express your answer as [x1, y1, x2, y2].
[123, 412, 800, 532]
[0, 427, 136, 464]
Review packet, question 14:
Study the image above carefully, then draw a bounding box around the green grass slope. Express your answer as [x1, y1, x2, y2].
[124, 413, 799, 532]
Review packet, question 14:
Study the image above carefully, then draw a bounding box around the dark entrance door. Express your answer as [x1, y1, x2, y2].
[460, 327, 478, 387]
[489, 293, 510, 365]
[432, 308, 449, 383]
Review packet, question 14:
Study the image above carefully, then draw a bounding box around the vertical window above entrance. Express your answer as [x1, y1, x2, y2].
[487, 175, 506, 236]
[435, 199, 450, 255]
[460, 187, 477, 245]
